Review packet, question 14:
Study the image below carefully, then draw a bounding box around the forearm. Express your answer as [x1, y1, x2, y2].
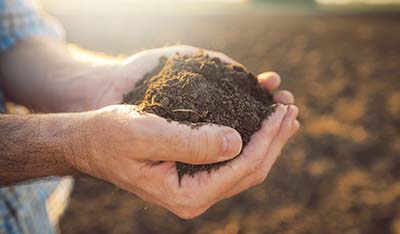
[0, 113, 86, 185]
[0, 36, 124, 112]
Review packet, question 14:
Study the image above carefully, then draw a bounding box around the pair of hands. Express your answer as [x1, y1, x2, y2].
[69, 46, 300, 219]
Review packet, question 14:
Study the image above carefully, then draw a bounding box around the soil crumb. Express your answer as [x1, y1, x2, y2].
[124, 51, 275, 179]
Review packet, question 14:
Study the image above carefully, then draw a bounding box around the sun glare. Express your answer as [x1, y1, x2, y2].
[317, 0, 400, 4]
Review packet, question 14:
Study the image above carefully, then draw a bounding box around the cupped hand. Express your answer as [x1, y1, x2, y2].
[75, 102, 298, 219]
[79, 45, 300, 219]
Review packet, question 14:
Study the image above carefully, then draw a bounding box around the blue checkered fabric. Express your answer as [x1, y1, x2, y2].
[0, 0, 64, 114]
[0, 1, 72, 234]
[1, 178, 62, 234]
[0, 0, 64, 51]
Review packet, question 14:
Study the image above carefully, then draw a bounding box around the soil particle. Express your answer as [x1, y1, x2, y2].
[124, 51, 275, 179]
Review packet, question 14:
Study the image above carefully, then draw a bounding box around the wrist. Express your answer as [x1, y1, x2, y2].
[38, 113, 84, 176]
[55, 111, 97, 176]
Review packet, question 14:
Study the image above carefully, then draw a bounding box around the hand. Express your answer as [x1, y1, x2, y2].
[73, 104, 298, 219]
[72, 85, 298, 220]
[72, 45, 299, 219]
[88, 45, 293, 110]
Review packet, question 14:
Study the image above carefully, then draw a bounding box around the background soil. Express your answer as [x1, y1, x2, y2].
[56, 12, 400, 234]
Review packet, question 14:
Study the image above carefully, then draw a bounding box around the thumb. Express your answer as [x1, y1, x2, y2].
[138, 115, 243, 164]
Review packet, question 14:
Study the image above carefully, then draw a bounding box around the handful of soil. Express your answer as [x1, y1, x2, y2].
[124, 51, 275, 179]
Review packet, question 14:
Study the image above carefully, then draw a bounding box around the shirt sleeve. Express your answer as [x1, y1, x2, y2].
[0, 0, 65, 52]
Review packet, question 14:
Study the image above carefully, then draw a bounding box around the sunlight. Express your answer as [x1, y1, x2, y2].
[317, 0, 400, 4]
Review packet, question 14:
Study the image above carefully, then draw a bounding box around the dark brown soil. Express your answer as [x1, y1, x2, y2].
[124, 52, 275, 178]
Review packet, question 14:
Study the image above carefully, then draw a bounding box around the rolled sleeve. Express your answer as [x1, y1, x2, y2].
[0, 0, 65, 52]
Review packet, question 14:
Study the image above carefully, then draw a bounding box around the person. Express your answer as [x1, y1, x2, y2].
[0, 0, 300, 233]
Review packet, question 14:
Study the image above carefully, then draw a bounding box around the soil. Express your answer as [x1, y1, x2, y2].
[58, 13, 400, 234]
[123, 52, 274, 178]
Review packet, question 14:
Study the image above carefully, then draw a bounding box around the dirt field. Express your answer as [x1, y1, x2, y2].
[58, 12, 400, 234]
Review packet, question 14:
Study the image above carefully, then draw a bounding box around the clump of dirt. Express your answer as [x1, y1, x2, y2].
[124, 51, 275, 179]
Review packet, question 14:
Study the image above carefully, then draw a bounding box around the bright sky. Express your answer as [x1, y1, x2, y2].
[188, 0, 400, 4]
[165, 0, 400, 2]
[316, 0, 400, 4]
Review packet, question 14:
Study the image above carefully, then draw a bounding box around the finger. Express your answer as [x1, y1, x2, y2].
[162, 45, 242, 65]
[145, 106, 287, 218]
[159, 45, 198, 57]
[203, 50, 241, 65]
[257, 72, 281, 91]
[274, 90, 295, 104]
[224, 105, 299, 198]
[179, 105, 287, 197]
[123, 45, 198, 65]
[291, 120, 300, 137]
[261, 105, 299, 170]
[157, 45, 241, 65]
[239, 105, 288, 161]
[135, 114, 242, 164]
[124, 45, 241, 79]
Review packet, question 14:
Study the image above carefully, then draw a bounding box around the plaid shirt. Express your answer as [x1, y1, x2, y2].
[0, 1, 73, 234]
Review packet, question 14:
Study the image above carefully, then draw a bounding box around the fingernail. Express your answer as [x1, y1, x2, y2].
[222, 130, 242, 159]
[287, 105, 298, 117]
[272, 104, 287, 115]
[286, 105, 292, 114]
[263, 104, 287, 126]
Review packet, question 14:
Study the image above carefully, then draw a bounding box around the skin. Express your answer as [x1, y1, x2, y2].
[0, 36, 299, 219]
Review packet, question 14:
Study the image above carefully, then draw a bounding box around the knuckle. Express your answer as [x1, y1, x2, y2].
[190, 129, 211, 162]
[244, 156, 263, 177]
[255, 171, 268, 185]
[254, 154, 264, 166]
[187, 131, 200, 161]
[99, 105, 120, 116]
[220, 53, 230, 60]
[181, 135, 193, 159]
[176, 45, 197, 53]
[213, 51, 227, 58]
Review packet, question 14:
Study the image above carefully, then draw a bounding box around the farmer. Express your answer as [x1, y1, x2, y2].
[0, 0, 299, 233]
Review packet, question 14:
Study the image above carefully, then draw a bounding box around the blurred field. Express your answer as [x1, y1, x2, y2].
[48, 5, 400, 234]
